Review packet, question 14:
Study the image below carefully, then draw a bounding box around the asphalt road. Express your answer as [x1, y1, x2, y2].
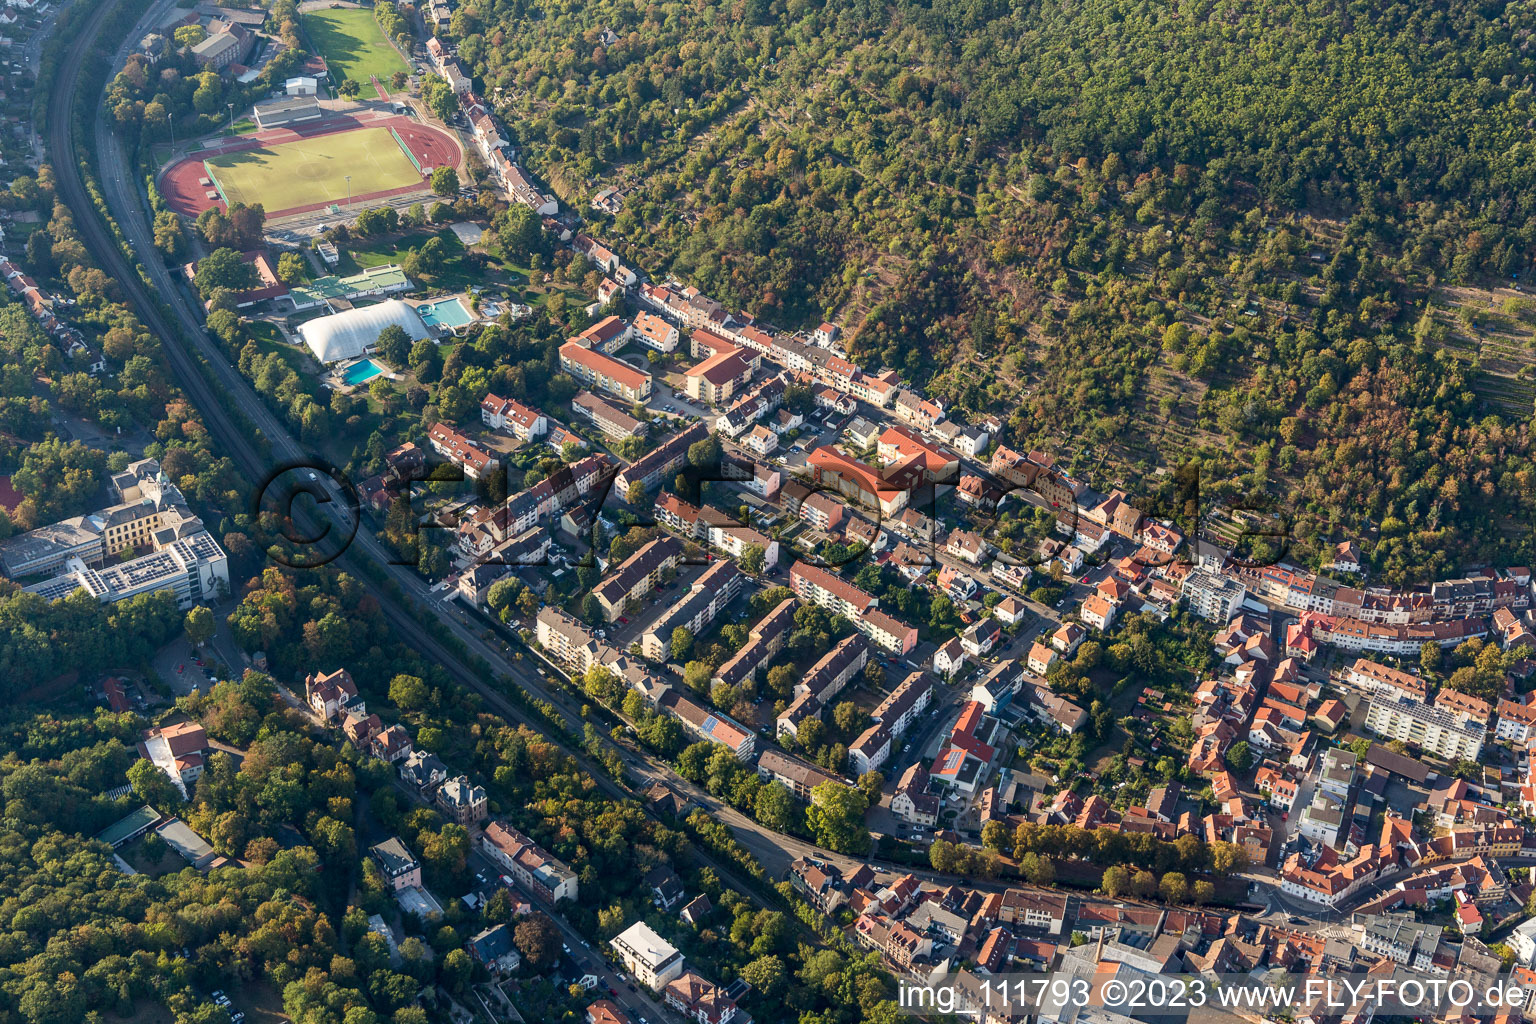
[61, 0, 1350, 944]
[58, 0, 824, 958]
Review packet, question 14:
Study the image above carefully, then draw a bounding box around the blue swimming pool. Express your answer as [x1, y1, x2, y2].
[342, 358, 386, 385]
[417, 297, 473, 329]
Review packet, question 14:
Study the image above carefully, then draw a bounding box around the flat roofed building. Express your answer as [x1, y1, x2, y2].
[251, 94, 324, 128]
[1365, 694, 1486, 761]
[1182, 567, 1248, 622]
[25, 518, 229, 611]
[611, 921, 684, 989]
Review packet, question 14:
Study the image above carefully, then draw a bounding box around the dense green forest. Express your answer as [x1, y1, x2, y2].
[442, 0, 1536, 578]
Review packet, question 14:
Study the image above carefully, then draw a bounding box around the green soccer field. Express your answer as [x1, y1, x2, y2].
[205, 127, 422, 212]
[304, 7, 411, 86]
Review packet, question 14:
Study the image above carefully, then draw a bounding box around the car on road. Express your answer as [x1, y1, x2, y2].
[1289, 916, 1307, 925]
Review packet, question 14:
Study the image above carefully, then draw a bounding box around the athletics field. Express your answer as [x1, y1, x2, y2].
[203, 126, 421, 211]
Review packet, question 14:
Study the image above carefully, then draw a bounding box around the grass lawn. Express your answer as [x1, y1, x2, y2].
[304, 7, 410, 86]
[246, 320, 285, 344]
[206, 126, 420, 212]
[338, 228, 491, 293]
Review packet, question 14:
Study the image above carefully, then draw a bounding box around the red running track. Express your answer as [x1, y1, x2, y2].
[158, 112, 462, 220]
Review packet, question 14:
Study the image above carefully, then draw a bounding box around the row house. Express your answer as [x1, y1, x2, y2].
[428, 423, 497, 479]
[853, 914, 933, 971]
[1279, 844, 1382, 909]
[480, 820, 579, 902]
[639, 282, 729, 332]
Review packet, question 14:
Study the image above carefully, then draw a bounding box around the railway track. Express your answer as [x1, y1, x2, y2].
[47, 0, 832, 933]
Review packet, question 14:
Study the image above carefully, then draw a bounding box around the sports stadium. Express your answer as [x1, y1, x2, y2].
[159, 109, 461, 221]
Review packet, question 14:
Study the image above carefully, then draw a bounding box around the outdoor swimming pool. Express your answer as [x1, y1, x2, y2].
[416, 297, 473, 329]
[342, 358, 386, 385]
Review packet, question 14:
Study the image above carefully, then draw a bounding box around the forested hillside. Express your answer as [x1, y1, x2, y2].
[450, 0, 1536, 575]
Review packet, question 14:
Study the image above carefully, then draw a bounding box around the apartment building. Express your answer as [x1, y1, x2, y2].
[871, 671, 934, 737]
[559, 338, 652, 402]
[535, 606, 604, 673]
[796, 634, 870, 703]
[712, 598, 797, 689]
[593, 537, 685, 622]
[807, 446, 920, 517]
[641, 560, 744, 660]
[573, 390, 647, 439]
[480, 820, 579, 902]
[997, 890, 1068, 935]
[849, 723, 892, 775]
[435, 776, 489, 825]
[1344, 658, 1430, 701]
[611, 921, 685, 990]
[614, 422, 707, 494]
[481, 394, 548, 440]
[684, 349, 754, 405]
[428, 423, 497, 479]
[1365, 694, 1486, 760]
[656, 687, 756, 759]
[789, 560, 917, 654]
[369, 838, 422, 892]
[632, 311, 679, 351]
[1182, 568, 1248, 622]
[757, 749, 843, 801]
